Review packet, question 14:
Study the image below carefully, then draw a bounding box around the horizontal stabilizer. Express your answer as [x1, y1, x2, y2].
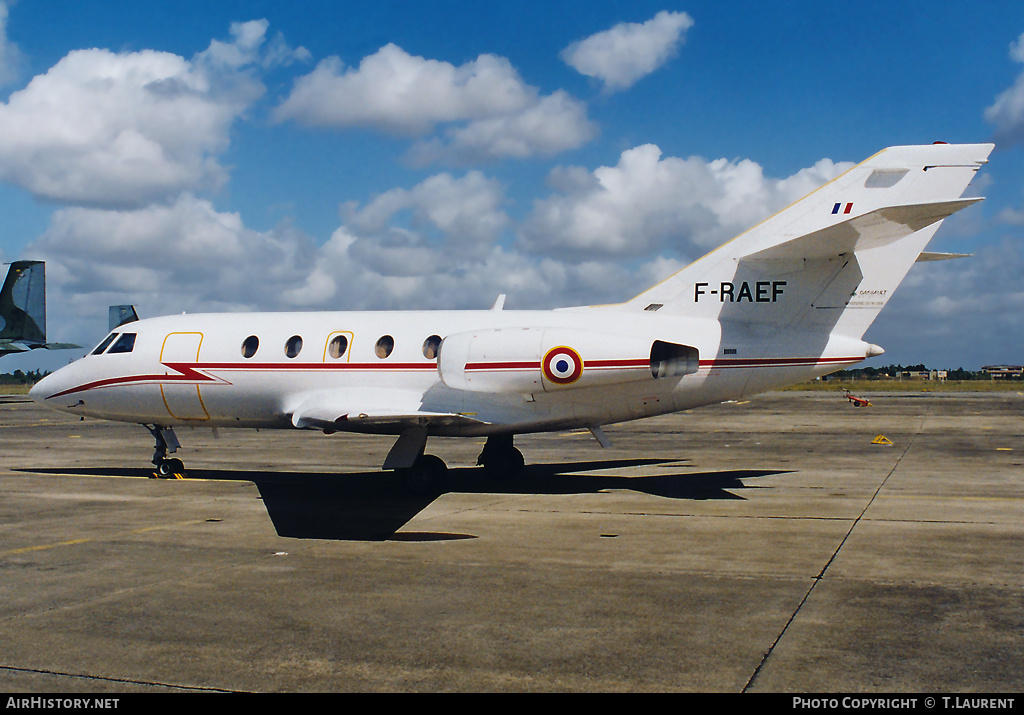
[0, 342, 29, 356]
[747, 198, 983, 261]
[916, 251, 972, 262]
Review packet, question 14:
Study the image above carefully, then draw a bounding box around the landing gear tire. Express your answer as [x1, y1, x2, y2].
[478, 435, 525, 481]
[401, 454, 448, 495]
[154, 458, 186, 479]
[146, 425, 185, 478]
[481, 447, 524, 481]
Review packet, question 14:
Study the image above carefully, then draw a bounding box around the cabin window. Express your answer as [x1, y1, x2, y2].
[91, 332, 118, 355]
[241, 335, 259, 358]
[285, 335, 303, 358]
[375, 335, 394, 359]
[422, 335, 442, 360]
[107, 333, 137, 354]
[328, 334, 348, 359]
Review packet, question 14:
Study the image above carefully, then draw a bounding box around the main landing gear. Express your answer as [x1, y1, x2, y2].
[476, 434, 525, 481]
[383, 426, 448, 494]
[384, 429, 525, 494]
[146, 425, 187, 479]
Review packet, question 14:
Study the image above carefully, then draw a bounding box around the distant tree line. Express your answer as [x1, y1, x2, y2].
[0, 369, 50, 385]
[825, 365, 999, 381]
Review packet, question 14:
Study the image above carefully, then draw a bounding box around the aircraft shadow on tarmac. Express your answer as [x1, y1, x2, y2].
[18, 459, 790, 542]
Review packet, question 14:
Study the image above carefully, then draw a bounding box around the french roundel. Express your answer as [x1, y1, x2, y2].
[542, 346, 583, 385]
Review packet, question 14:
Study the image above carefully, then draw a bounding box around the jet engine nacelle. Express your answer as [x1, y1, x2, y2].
[437, 327, 698, 394]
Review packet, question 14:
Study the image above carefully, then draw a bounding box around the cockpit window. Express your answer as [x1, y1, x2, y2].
[91, 332, 118, 355]
[107, 333, 137, 354]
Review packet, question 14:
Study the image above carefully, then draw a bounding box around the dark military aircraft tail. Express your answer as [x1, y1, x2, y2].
[0, 261, 80, 358]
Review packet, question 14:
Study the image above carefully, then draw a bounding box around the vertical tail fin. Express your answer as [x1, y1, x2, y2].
[109, 305, 140, 332]
[624, 143, 993, 340]
[0, 260, 46, 343]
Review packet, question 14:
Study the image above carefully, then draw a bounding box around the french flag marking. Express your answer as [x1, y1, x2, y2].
[832, 202, 854, 215]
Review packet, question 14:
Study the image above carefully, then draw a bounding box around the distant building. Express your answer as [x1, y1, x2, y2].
[981, 365, 1024, 379]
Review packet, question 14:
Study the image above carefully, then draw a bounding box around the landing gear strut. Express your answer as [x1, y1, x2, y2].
[384, 426, 448, 494]
[477, 434, 524, 481]
[146, 425, 187, 479]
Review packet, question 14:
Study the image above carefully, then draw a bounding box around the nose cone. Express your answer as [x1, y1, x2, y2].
[29, 366, 77, 410]
[28, 372, 54, 404]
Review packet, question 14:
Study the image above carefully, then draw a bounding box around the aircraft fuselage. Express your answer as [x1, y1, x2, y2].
[32, 308, 872, 436]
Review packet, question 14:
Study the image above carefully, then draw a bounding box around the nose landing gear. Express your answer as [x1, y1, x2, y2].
[146, 425, 188, 479]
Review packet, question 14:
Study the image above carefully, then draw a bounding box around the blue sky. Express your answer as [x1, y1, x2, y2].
[2, 0, 1023, 373]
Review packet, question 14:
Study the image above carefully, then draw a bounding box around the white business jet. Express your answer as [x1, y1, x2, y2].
[31, 143, 991, 489]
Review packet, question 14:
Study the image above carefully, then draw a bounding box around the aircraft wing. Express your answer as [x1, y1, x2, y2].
[286, 387, 488, 433]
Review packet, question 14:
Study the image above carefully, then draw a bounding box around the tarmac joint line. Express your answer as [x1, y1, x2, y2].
[741, 411, 927, 692]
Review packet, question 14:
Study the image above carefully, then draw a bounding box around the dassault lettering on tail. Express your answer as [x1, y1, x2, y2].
[31, 143, 993, 494]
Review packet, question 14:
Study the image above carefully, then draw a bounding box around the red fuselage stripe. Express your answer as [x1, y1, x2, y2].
[47, 355, 864, 399]
[464, 358, 649, 371]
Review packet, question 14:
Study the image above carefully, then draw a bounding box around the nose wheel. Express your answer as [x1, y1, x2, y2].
[146, 425, 188, 479]
[155, 457, 187, 479]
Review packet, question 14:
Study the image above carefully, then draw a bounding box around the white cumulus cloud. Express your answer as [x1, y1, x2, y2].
[0, 1, 22, 86]
[984, 30, 1024, 147]
[0, 20, 298, 208]
[408, 90, 597, 164]
[275, 43, 596, 162]
[26, 193, 318, 345]
[560, 10, 694, 91]
[341, 170, 510, 251]
[275, 44, 535, 134]
[519, 144, 851, 260]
